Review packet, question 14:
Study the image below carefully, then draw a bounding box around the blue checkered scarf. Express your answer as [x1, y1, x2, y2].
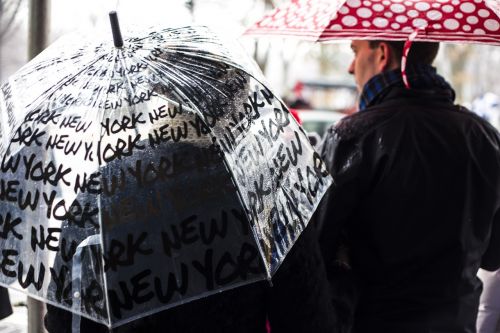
[358, 64, 455, 111]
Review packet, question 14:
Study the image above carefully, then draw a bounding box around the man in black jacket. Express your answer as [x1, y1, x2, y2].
[318, 40, 500, 333]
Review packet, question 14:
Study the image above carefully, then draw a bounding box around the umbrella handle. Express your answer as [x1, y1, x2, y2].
[71, 234, 102, 331]
[401, 26, 428, 89]
[109, 11, 124, 48]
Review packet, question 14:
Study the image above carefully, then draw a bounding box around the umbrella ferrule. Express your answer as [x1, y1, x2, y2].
[109, 11, 124, 48]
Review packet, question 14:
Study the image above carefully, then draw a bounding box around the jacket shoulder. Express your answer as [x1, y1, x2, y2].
[325, 107, 394, 142]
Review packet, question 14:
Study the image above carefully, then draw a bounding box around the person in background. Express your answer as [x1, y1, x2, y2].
[477, 269, 500, 333]
[45, 222, 336, 333]
[471, 92, 500, 130]
[317, 39, 500, 333]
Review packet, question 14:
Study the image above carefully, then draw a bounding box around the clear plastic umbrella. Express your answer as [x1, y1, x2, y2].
[0, 13, 332, 328]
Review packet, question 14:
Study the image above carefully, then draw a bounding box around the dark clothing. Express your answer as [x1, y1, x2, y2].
[319, 70, 500, 333]
[45, 223, 336, 333]
[358, 64, 455, 111]
[0, 287, 12, 320]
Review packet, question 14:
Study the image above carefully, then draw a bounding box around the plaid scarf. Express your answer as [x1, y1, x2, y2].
[358, 64, 455, 111]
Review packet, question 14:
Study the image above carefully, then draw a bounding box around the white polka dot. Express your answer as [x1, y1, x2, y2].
[485, 19, 500, 32]
[405, 1, 412, 5]
[467, 16, 479, 24]
[460, 2, 476, 13]
[478, 9, 490, 18]
[357, 8, 373, 18]
[373, 17, 389, 28]
[444, 18, 460, 30]
[463, 25, 472, 31]
[385, 12, 394, 18]
[408, 10, 419, 18]
[390, 4, 406, 13]
[331, 24, 343, 30]
[339, 6, 349, 14]
[415, 2, 431, 11]
[362, 21, 371, 27]
[413, 18, 428, 28]
[433, 23, 442, 29]
[363, 0, 372, 5]
[382, 0, 390, 5]
[455, 13, 464, 19]
[391, 23, 401, 29]
[432, 3, 441, 8]
[474, 0, 482, 2]
[452, 0, 459, 5]
[373, 4, 384, 12]
[396, 15, 408, 23]
[402, 26, 413, 32]
[427, 10, 443, 20]
[342, 15, 358, 27]
[346, 0, 361, 8]
[442, 5, 454, 13]
[474, 28, 486, 34]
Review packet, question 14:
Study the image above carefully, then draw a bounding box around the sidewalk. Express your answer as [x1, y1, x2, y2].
[0, 290, 27, 333]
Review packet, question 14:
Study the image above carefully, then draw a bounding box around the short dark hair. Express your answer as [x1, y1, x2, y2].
[368, 40, 440, 66]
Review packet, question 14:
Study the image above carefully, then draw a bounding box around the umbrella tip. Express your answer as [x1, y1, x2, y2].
[109, 11, 123, 48]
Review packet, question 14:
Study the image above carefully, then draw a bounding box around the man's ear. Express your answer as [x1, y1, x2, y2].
[377, 42, 394, 71]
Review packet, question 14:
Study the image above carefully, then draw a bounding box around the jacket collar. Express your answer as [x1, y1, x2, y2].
[359, 64, 456, 111]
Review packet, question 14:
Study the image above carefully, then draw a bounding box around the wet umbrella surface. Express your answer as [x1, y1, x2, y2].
[0, 22, 332, 328]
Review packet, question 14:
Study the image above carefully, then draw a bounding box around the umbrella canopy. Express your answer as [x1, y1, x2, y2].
[0, 21, 332, 328]
[245, 0, 500, 45]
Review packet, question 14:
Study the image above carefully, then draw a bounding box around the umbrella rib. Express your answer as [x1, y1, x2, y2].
[25, 52, 109, 114]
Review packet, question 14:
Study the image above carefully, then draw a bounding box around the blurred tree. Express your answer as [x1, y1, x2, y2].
[441, 44, 473, 104]
[252, 0, 274, 72]
[315, 43, 352, 80]
[0, 0, 24, 78]
[185, 0, 194, 14]
[28, 0, 49, 59]
[0, 0, 23, 40]
[468, 45, 500, 99]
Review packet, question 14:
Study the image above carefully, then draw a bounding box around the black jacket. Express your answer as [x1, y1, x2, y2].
[45, 223, 337, 333]
[319, 86, 500, 333]
[0, 287, 12, 320]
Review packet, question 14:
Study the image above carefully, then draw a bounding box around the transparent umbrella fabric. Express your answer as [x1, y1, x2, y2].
[0, 26, 332, 327]
[245, 0, 500, 45]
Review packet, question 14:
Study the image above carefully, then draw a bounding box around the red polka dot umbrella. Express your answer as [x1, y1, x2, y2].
[245, 0, 500, 45]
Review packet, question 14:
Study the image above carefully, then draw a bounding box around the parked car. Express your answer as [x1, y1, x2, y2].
[295, 109, 345, 147]
[298, 110, 345, 137]
[290, 80, 357, 114]
[287, 79, 356, 147]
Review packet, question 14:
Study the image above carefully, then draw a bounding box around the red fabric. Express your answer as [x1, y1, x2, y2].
[289, 108, 302, 124]
[246, 0, 500, 46]
[293, 82, 304, 98]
